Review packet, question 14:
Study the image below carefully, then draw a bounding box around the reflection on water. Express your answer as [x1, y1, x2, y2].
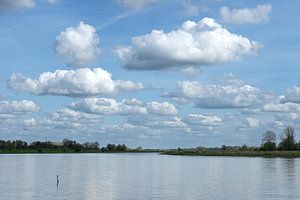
[0, 154, 300, 200]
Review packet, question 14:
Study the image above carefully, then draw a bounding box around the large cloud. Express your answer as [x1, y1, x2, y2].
[220, 4, 272, 24]
[55, 22, 100, 67]
[163, 75, 275, 109]
[69, 98, 178, 116]
[115, 17, 260, 70]
[0, 0, 35, 12]
[8, 67, 145, 97]
[0, 100, 39, 114]
[117, 0, 159, 10]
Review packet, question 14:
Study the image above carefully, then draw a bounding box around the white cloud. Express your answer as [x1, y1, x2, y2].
[117, 0, 159, 10]
[0, 100, 39, 114]
[55, 22, 100, 67]
[263, 102, 300, 113]
[184, 114, 222, 126]
[69, 98, 147, 115]
[8, 67, 145, 97]
[127, 116, 189, 131]
[51, 108, 100, 122]
[146, 101, 178, 116]
[220, 4, 272, 24]
[69, 98, 178, 116]
[284, 86, 300, 103]
[0, 0, 35, 12]
[164, 76, 267, 109]
[246, 117, 260, 128]
[180, 0, 202, 16]
[114, 80, 145, 92]
[115, 17, 260, 70]
[24, 118, 36, 126]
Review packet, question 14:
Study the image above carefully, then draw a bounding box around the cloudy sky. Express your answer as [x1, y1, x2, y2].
[0, 0, 299, 148]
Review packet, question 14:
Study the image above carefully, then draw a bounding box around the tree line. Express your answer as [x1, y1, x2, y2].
[0, 138, 128, 153]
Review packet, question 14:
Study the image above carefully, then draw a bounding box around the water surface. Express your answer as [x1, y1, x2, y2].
[0, 153, 299, 200]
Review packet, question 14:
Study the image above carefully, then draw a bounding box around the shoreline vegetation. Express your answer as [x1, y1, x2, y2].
[0, 139, 160, 154]
[2, 126, 300, 158]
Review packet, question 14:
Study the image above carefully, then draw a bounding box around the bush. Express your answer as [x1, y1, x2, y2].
[260, 142, 276, 151]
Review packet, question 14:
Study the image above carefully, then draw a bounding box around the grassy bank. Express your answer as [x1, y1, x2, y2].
[162, 150, 300, 158]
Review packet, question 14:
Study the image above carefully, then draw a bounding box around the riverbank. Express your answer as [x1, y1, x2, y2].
[0, 149, 161, 154]
[162, 150, 300, 158]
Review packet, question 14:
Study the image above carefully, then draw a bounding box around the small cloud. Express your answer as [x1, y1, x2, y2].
[55, 22, 100, 67]
[220, 4, 272, 24]
[180, 0, 202, 16]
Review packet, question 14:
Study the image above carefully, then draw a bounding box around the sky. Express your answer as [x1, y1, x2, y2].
[0, 0, 300, 148]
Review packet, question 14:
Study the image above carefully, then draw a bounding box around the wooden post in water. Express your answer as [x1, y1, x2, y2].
[57, 174, 59, 187]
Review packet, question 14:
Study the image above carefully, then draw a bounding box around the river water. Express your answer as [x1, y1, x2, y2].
[0, 153, 299, 200]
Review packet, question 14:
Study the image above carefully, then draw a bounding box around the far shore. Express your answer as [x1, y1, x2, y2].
[161, 150, 300, 158]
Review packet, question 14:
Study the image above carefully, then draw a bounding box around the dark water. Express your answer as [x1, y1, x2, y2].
[0, 153, 299, 200]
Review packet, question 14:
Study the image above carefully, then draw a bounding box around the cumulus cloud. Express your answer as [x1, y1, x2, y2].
[146, 101, 178, 115]
[163, 75, 270, 109]
[180, 0, 202, 16]
[184, 114, 222, 126]
[51, 108, 100, 122]
[117, 0, 159, 10]
[0, 100, 39, 114]
[24, 118, 36, 126]
[115, 17, 260, 70]
[245, 117, 260, 128]
[8, 67, 145, 97]
[55, 22, 100, 67]
[263, 102, 300, 113]
[220, 4, 272, 24]
[69, 98, 178, 116]
[0, 0, 35, 12]
[284, 86, 300, 103]
[69, 98, 147, 115]
[127, 116, 189, 131]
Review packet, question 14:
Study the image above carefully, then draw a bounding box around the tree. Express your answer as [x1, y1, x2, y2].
[260, 131, 276, 151]
[278, 126, 297, 150]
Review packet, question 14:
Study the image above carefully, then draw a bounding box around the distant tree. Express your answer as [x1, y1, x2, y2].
[240, 144, 248, 151]
[221, 145, 227, 151]
[136, 146, 143, 151]
[261, 131, 276, 151]
[106, 144, 116, 151]
[90, 141, 100, 149]
[278, 126, 297, 150]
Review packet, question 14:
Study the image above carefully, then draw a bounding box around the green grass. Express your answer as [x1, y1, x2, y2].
[161, 150, 300, 158]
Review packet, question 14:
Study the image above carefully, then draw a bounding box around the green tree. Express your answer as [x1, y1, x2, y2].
[278, 126, 297, 150]
[260, 131, 276, 151]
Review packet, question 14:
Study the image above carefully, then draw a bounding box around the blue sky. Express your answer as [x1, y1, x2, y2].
[0, 0, 300, 148]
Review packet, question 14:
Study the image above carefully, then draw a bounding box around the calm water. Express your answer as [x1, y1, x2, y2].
[0, 153, 300, 200]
